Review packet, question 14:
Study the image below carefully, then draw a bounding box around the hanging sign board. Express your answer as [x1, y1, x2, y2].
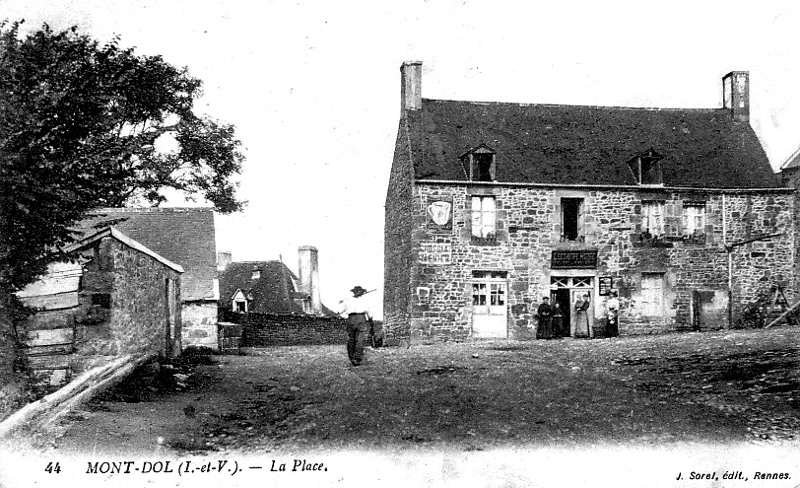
[426, 198, 453, 231]
[598, 276, 614, 296]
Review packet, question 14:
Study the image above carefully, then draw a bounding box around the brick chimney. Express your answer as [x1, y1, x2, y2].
[722, 71, 749, 122]
[401, 61, 422, 112]
[297, 246, 321, 314]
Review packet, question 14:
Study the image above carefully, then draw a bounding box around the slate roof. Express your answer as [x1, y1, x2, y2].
[219, 261, 334, 315]
[407, 99, 780, 188]
[76, 208, 217, 301]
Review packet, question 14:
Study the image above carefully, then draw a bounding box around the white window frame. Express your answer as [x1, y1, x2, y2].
[642, 201, 665, 236]
[683, 203, 705, 235]
[471, 196, 497, 239]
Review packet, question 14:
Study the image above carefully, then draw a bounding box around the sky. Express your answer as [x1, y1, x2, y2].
[4, 0, 800, 317]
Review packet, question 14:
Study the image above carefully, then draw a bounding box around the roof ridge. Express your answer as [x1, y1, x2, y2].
[422, 98, 725, 113]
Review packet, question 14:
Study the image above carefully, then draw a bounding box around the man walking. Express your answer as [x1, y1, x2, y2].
[339, 285, 373, 366]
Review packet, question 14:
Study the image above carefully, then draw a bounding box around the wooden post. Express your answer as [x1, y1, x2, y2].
[764, 299, 800, 329]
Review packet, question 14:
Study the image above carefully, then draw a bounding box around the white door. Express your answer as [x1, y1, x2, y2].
[472, 280, 508, 338]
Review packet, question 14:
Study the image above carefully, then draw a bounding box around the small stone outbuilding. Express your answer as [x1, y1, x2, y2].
[79, 207, 219, 349]
[17, 227, 183, 386]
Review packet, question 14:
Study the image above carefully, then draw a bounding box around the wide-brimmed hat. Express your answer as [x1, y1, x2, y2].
[351, 285, 368, 296]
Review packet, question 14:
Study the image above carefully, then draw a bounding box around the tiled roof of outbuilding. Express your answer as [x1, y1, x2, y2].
[76, 208, 217, 301]
[408, 99, 780, 188]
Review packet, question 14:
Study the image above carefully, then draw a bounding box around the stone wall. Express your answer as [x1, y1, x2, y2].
[384, 120, 417, 340]
[182, 301, 218, 350]
[385, 182, 795, 340]
[778, 168, 800, 300]
[239, 313, 348, 347]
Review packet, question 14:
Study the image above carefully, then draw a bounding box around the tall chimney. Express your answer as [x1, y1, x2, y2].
[722, 71, 749, 122]
[400, 61, 422, 112]
[297, 246, 321, 314]
[216, 251, 232, 271]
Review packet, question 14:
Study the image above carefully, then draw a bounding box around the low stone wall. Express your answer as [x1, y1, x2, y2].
[238, 313, 348, 347]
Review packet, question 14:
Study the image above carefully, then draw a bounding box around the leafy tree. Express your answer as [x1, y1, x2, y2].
[0, 21, 245, 292]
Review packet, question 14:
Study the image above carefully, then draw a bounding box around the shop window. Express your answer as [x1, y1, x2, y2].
[472, 283, 487, 306]
[471, 196, 496, 240]
[489, 283, 506, 306]
[561, 198, 584, 241]
[641, 273, 665, 316]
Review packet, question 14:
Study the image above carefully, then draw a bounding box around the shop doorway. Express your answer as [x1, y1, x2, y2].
[551, 288, 571, 337]
[472, 271, 508, 338]
[550, 275, 594, 337]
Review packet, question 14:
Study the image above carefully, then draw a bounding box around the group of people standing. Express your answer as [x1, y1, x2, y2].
[536, 291, 619, 339]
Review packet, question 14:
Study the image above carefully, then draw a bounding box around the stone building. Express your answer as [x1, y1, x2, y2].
[79, 207, 220, 349]
[218, 246, 333, 317]
[384, 61, 795, 341]
[17, 227, 182, 386]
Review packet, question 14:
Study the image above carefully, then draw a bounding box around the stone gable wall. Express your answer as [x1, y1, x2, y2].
[385, 183, 795, 341]
[383, 120, 416, 339]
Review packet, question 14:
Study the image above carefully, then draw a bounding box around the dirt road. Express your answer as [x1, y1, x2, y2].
[27, 326, 797, 455]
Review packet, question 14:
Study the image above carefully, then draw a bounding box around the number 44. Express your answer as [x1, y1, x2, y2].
[45, 462, 61, 474]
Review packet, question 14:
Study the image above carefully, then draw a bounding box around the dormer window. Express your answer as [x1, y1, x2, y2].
[461, 144, 497, 182]
[628, 148, 663, 186]
[252, 268, 261, 280]
[232, 289, 249, 313]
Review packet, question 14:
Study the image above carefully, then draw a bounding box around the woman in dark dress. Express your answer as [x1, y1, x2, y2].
[537, 297, 553, 339]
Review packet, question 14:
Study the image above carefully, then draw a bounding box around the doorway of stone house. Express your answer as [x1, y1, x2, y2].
[471, 271, 508, 338]
[551, 288, 571, 337]
[550, 275, 593, 337]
